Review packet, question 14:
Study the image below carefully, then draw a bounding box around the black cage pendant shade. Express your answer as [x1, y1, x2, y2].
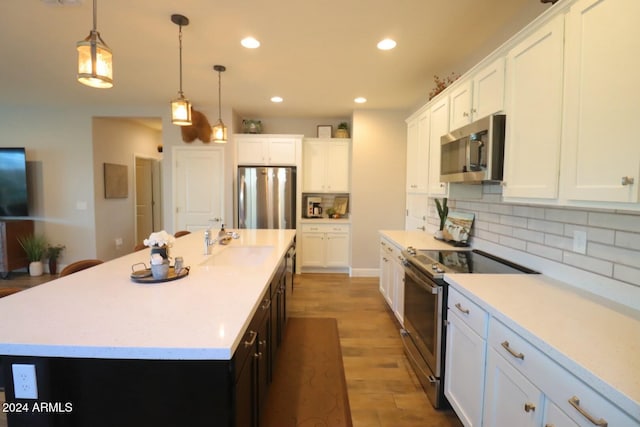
[77, 0, 113, 88]
[170, 14, 192, 126]
[212, 65, 227, 143]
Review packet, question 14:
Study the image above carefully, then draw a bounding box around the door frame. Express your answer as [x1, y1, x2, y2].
[133, 153, 162, 246]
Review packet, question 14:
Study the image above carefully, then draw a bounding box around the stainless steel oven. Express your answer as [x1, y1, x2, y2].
[401, 258, 446, 407]
[400, 248, 537, 409]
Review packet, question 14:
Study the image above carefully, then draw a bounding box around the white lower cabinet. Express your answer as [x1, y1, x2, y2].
[445, 287, 638, 427]
[300, 223, 350, 269]
[544, 400, 579, 427]
[445, 287, 488, 427]
[483, 347, 544, 427]
[378, 237, 405, 325]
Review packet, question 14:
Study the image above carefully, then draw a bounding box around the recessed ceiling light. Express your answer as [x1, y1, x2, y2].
[354, 97, 367, 104]
[271, 96, 283, 103]
[241, 37, 261, 49]
[377, 38, 396, 50]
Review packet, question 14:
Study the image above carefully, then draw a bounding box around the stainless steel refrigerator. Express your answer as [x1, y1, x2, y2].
[237, 166, 296, 229]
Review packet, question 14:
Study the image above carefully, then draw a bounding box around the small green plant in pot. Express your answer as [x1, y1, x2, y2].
[434, 197, 448, 239]
[335, 122, 349, 138]
[17, 233, 48, 276]
[47, 244, 65, 275]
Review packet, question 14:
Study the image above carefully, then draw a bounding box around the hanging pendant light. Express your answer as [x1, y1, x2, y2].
[77, 0, 113, 88]
[211, 65, 227, 143]
[170, 14, 192, 126]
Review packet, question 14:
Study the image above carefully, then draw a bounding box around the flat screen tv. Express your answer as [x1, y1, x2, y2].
[0, 147, 29, 217]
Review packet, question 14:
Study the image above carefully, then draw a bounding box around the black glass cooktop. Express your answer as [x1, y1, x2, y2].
[410, 249, 538, 275]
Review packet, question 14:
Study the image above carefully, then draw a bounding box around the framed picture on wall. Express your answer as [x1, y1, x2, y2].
[317, 125, 332, 138]
[104, 163, 128, 198]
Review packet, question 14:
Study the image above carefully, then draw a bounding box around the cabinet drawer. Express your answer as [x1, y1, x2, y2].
[302, 223, 349, 233]
[489, 319, 638, 427]
[447, 287, 488, 338]
[380, 238, 401, 259]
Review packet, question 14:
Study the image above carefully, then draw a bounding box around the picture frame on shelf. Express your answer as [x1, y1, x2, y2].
[317, 125, 332, 139]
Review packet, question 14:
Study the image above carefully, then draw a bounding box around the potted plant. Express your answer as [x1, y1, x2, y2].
[434, 197, 448, 239]
[17, 233, 48, 276]
[335, 122, 349, 138]
[46, 244, 65, 275]
[326, 207, 338, 219]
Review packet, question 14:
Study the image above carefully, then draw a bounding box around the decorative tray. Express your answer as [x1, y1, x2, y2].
[130, 266, 190, 284]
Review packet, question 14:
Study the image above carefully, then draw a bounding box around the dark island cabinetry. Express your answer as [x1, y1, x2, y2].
[2, 252, 291, 427]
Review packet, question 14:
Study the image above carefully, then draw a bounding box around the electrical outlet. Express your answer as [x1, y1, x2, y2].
[573, 230, 587, 254]
[115, 237, 123, 249]
[12, 364, 38, 399]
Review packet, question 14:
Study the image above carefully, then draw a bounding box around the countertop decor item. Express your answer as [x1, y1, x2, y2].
[434, 197, 448, 238]
[428, 73, 459, 100]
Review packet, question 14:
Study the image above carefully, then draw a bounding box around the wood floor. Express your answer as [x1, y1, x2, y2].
[290, 273, 462, 427]
[0, 273, 463, 427]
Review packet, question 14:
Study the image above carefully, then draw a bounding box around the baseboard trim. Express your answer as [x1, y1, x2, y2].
[350, 268, 379, 277]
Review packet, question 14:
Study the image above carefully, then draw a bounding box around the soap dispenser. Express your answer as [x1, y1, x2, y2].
[218, 224, 226, 239]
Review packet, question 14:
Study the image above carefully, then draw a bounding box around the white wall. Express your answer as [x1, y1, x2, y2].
[351, 110, 407, 275]
[92, 118, 162, 260]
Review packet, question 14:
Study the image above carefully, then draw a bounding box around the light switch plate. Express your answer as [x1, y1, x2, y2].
[573, 230, 587, 254]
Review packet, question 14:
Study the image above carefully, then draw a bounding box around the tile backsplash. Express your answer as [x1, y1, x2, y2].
[430, 185, 640, 289]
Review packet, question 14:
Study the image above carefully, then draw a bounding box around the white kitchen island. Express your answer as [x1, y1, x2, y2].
[0, 229, 296, 427]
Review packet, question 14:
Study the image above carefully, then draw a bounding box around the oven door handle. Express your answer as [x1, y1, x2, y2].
[404, 266, 440, 295]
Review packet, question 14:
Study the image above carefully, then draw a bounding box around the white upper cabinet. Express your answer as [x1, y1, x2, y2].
[429, 97, 449, 196]
[502, 15, 565, 199]
[236, 135, 299, 165]
[561, 0, 640, 203]
[450, 57, 506, 131]
[302, 139, 350, 193]
[406, 109, 429, 193]
[449, 80, 473, 131]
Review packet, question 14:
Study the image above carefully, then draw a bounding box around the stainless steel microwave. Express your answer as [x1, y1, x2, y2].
[440, 114, 506, 183]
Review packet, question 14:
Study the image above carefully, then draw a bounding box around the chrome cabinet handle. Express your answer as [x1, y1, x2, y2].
[463, 111, 469, 117]
[524, 402, 536, 413]
[501, 340, 525, 360]
[417, 225, 425, 231]
[455, 303, 470, 315]
[568, 396, 608, 426]
[261, 298, 271, 310]
[244, 330, 257, 347]
[621, 176, 634, 185]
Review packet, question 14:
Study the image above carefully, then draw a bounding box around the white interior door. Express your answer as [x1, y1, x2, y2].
[173, 147, 225, 232]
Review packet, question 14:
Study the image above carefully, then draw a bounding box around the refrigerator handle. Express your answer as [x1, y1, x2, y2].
[238, 173, 246, 228]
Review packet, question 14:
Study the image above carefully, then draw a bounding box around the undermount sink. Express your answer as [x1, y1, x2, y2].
[200, 245, 274, 267]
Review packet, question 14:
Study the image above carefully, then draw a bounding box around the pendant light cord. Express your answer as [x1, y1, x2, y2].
[178, 25, 184, 97]
[218, 70, 222, 120]
[92, 0, 97, 32]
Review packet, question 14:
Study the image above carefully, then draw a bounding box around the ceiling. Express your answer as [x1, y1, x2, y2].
[1, 0, 550, 120]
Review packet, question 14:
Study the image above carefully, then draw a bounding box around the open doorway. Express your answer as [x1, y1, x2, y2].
[134, 155, 162, 245]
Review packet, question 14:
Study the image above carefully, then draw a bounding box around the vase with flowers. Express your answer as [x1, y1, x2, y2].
[143, 230, 175, 279]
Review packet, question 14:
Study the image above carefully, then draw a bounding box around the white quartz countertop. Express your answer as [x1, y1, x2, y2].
[445, 273, 640, 420]
[0, 229, 296, 361]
